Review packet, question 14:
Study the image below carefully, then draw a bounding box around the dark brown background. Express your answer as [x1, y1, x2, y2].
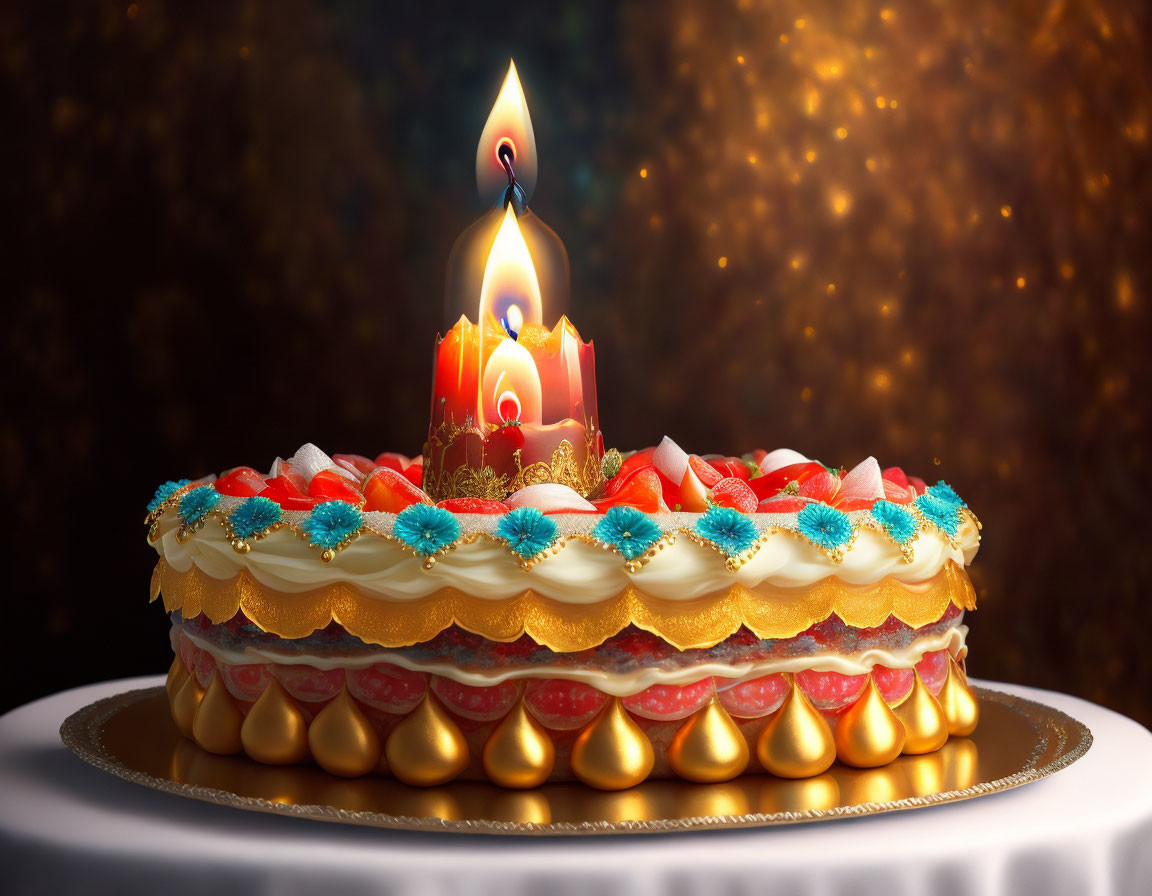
[2, 1, 1150, 725]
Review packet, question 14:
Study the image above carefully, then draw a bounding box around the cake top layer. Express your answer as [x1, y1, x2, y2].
[145, 441, 979, 603]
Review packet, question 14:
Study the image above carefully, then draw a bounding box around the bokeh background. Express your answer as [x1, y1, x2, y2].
[2, 0, 1150, 725]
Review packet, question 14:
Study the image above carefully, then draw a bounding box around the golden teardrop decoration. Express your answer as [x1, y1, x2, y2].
[482, 698, 555, 789]
[937, 656, 980, 736]
[166, 654, 189, 704]
[894, 672, 949, 754]
[307, 688, 381, 777]
[241, 679, 309, 765]
[385, 694, 469, 786]
[667, 700, 749, 783]
[171, 673, 205, 740]
[835, 678, 906, 767]
[192, 676, 244, 755]
[570, 698, 654, 791]
[756, 681, 836, 778]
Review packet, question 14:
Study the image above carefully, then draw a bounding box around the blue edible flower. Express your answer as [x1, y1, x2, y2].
[147, 479, 190, 513]
[228, 496, 282, 539]
[695, 505, 759, 557]
[178, 485, 221, 526]
[926, 480, 966, 508]
[797, 503, 853, 551]
[870, 499, 918, 544]
[592, 506, 663, 561]
[915, 493, 961, 538]
[393, 504, 462, 556]
[496, 507, 558, 559]
[301, 500, 364, 550]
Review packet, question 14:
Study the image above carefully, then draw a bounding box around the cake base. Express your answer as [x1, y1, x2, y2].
[59, 684, 1090, 835]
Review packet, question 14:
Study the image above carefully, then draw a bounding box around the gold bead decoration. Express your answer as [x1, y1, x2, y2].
[385, 694, 469, 786]
[307, 688, 381, 777]
[667, 699, 749, 783]
[165, 655, 189, 704]
[171, 673, 205, 740]
[192, 676, 244, 755]
[894, 672, 949, 754]
[241, 679, 309, 765]
[482, 698, 555, 789]
[570, 698, 654, 791]
[938, 656, 980, 736]
[756, 680, 836, 778]
[835, 678, 906, 767]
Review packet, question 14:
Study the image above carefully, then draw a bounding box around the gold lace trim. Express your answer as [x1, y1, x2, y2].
[150, 559, 976, 653]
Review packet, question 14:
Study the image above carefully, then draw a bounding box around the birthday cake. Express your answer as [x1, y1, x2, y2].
[148, 431, 980, 789]
[146, 62, 980, 791]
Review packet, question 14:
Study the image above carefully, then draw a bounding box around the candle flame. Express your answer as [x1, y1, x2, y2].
[478, 204, 543, 335]
[476, 60, 538, 203]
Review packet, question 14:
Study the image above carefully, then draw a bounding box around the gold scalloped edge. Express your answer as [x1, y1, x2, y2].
[150, 559, 976, 652]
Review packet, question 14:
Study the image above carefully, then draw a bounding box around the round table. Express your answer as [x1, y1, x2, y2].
[2, 677, 1150, 896]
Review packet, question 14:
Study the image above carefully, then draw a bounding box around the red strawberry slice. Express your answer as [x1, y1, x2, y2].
[219, 662, 272, 702]
[622, 677, 715, 721]
[756, 495, 812, 513]
[908, 476, 928, 495]
[592, 467, 669, 513]
[798, 470, 842, 504]
[402, 459, 424, 488]
[688, 455, 723, 488]
[882, 466, 910, 489]
[431, 676, 520, 722]
[708, 457, 752, 480]
[716, 673, 789, 718]
[749, 461, 828, 501]
[710, 477, 758, 514]
[214, 466, 266, 497]
[882, 479, 916, 504]
[333, 454, 377, 477]
[436, 497, 511, 514]
[617, 447, 657, 481]
[272, 664, 346, 703]
[871, 665, 915, 704]
[307, 469, 363, 504]
[258, 474, 320, 510]
[362, 466, 432, 513]
[795, 669, 869, 710]
[374, 452, 410, 472]
[194, 650, 218, 687]
[524, 678, 608, 730]
[346, 663, 428, 714]
[915, 649, 949, 694]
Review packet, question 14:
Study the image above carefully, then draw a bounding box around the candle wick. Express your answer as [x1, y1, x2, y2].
[498, 142, 527, 216]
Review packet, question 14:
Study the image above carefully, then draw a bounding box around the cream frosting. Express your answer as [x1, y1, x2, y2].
[181, 624, 967, 696]
[152, 502, 979, 605]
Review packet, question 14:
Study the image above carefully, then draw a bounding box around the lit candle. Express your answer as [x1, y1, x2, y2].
[423, 63, 603, 502]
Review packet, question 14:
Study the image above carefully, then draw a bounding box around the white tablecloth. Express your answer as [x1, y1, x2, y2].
[1, 676, 1150, 896]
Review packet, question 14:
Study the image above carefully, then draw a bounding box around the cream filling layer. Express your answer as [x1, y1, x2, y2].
[154, 509, 979, 605]
[181, 625, 967, 697]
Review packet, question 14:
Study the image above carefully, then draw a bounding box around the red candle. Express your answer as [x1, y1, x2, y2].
[424, 213, 602, 500]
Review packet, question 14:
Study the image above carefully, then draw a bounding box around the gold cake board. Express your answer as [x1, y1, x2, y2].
[60, 686, 1090, 836]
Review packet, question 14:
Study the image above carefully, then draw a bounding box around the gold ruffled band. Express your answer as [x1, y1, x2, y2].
[151, 560, 976, 652]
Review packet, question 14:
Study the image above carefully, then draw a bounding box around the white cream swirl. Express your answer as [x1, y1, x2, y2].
[152, 504, 979, 605]
[181, 624, 967, 696]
